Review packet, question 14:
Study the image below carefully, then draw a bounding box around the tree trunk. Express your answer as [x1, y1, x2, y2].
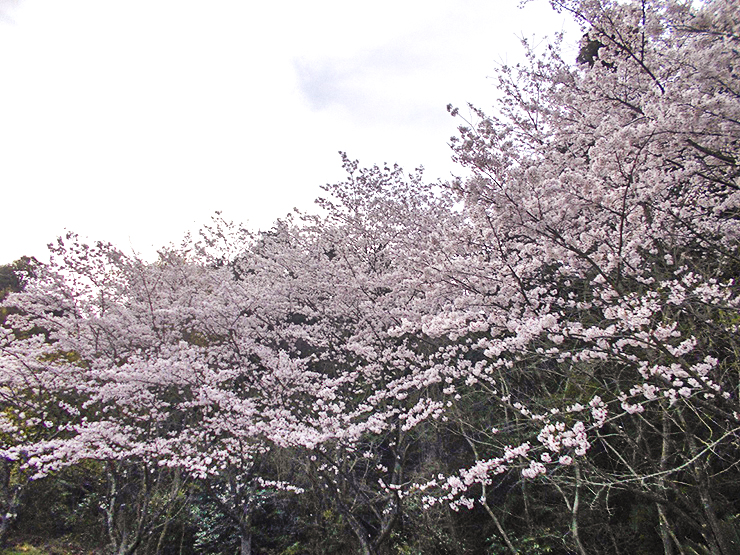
[0, 483, 21, 547]
[658, 409, 676, 555]
[680, 411, 731, 555]
[240, 528, 252, 555]
[571, 464, 588, 555]
[341, 509, 374, 555]
[482, 499, 519, 555]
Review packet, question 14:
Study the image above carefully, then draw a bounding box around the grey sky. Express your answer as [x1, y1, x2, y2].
[0, 0, 20, 21]
[294, 44, 435, 122]
[0, 0, 578, 263]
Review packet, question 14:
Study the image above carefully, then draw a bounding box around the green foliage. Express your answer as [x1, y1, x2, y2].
[13, 462, 106, 549]
[311, 509, 353, 555]
[277, 543, 303, 555]
[0, 537, 95, 555]
[486, 533, 555, 555]
[0, 257, 36, 299]
[0, 257, 36, 327]
[0, 545, 47, 555]
[190, 501, 237, 555]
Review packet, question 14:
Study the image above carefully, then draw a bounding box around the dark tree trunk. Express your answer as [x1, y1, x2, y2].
[240, 527, 252, 555]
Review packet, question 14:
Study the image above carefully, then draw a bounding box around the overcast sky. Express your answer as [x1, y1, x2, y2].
[0, 0, 579, 263]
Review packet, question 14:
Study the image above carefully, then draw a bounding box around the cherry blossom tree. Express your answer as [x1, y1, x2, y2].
[2, 1, 740, 554]
[427, 0, 740, 553]
[0, 233, 307, 554]
[224, 157, 467, 554]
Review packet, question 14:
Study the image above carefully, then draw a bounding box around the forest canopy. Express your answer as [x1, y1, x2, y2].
[1, 1, 740, 554]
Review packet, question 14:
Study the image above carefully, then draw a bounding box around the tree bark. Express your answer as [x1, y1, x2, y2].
[680, 412, 730, 555]
[657, 409, 676, 555]
[481, 499, 519, 555]
[571, 464, 588, 555]
[240, 527, 252, 555]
